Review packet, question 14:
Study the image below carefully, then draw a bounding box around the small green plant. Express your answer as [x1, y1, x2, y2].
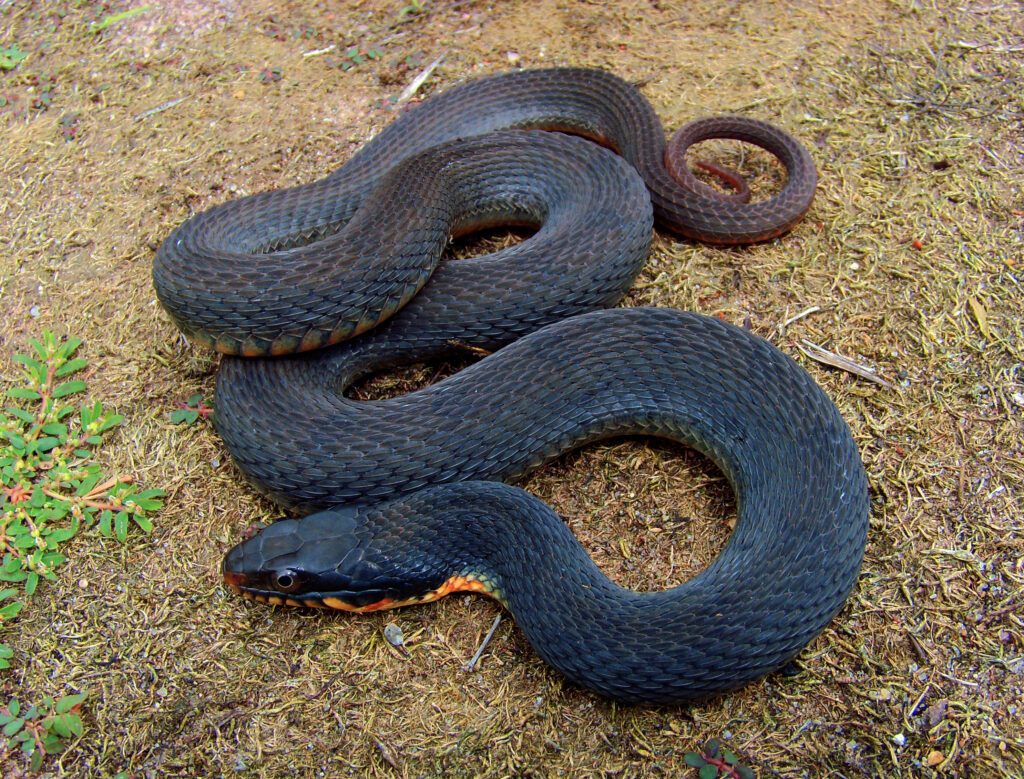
[335, 46, 383, 71]
[258, 67, 283, 83]
[0, 43, 28, 70]
[90, 5, 154, 32]
[170, 393, 213, 425]
[398, 0, 427, 21]
[684, 738, 755, 778]
[58, 112, 80, 141]
[0, 694, 86, 771]
[1, 332, 164, 769]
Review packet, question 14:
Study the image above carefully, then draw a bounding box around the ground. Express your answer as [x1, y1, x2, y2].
[1, 0, 1022, 777]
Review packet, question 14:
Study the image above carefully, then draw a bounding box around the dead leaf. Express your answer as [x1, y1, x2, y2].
[924, 698, 948, 727]
[968, 296, 991, 339]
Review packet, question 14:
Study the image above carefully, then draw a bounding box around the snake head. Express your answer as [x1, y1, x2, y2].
[221, 506, 456, 612]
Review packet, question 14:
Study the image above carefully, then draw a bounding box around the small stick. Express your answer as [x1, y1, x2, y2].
[133, 97, 187, 121]
[797, 339, 893, 389]
[397, 51, 446, 105]
[782, 305, 821, 329]
[302, 44, 336, 58]
[463, 615, 501, 671]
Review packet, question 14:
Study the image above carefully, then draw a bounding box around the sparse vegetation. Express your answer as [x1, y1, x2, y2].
[1, 333, 163, 771]
[1, 693, 87, 771]
[685, 738, 755, 779]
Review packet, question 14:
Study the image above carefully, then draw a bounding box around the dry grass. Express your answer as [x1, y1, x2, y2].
[1, 0, 1022, 776]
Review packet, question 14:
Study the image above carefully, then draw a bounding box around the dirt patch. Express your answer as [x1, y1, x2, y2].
[2, 0, 1022, 777]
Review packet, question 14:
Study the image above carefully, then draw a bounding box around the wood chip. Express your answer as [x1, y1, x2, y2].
[797, 339, 893, 388]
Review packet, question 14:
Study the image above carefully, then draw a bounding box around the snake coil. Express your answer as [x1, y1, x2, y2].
[154, 68, 867, 703]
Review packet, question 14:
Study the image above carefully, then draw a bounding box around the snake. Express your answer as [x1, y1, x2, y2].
[152, 67, 817, 357]
[153, 67, 867, 703]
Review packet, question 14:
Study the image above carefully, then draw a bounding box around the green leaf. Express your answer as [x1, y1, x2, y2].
[49, 715, 71, 738]
[98, 510, 112, 536]
[30, 747, 44, 771]
[8, 699, 20, 717]
[25, 572, 39, 596]
[3, 431, 26, 449]
[133, 514, 153, 533]
[98, 414, 124, 432]
[55, 694, 86, 715]
[11, 355, 41, 372]
[723, 749, 737, 764]
[6, 387, 40, 401]
[114, 511, 129, 542]
[5, 408, 34, 423]
[32, 436, 60, 452]
[55, 336, 82, 359]
[187, 393, 203, 406]
[0, 44, 29, 70]
[699, 765, 719, 779]
[28, 336, 48, 360]
[93, 5, 155, 31]
[47, 527, 76, 544]
[52, 380, 87, 398]
[704, 739, 721, 758]
[41, 422, 68, 437]
[47, 502, 71, 521]
[42, 546, 68, 562]
[3, 717, 25, 736]
[54, 358, 88, 377]
[735, 766, 755, 779]
[684, 753, 707, 767]
[76, 473, 101, 496]
[169, 409, 199, 425]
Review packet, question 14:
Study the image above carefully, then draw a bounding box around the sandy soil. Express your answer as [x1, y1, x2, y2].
[1, 1, 1022, 776]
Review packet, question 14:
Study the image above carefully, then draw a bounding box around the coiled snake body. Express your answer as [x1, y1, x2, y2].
[155, 68, 867, 703]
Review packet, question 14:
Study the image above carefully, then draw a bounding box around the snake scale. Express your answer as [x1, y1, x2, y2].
[153, 67, 867, 703]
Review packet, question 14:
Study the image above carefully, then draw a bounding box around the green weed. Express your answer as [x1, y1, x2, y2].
[0, 694, 87, 771]
[1, 332, 164, 770]
[169, 393, 213, 425]
[684, 738, 755, 778]
[0, 43, 28, 70]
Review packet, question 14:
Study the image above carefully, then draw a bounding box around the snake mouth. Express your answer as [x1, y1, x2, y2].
[221, 562, 413, 611]
[223, 564, 499, 612]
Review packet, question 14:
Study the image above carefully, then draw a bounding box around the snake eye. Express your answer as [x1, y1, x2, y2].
[273, 570, 303, 593]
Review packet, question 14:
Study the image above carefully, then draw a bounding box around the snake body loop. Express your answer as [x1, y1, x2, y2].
[152, 67, 866, 703]
[222, 308, 869, 703]
[153, 67, 816, 356]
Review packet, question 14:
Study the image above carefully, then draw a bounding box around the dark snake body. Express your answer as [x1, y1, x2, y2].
[221, 308, 868, 703]
[154, 67, 867, 702]
[153, 67, 816, 356]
